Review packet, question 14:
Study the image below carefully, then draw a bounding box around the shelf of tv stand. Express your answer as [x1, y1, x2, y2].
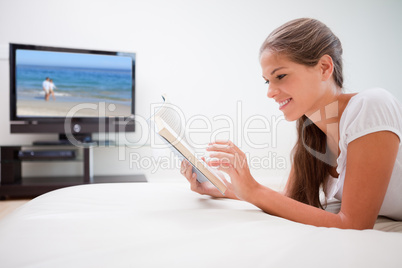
[0, 145, 147, 199]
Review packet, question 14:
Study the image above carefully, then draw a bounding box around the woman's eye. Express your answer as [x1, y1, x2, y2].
[264, 80, 270, 84]
[277, 74, 287, 80]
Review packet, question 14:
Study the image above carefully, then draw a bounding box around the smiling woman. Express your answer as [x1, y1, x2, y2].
[259, 18, 347, 208]
[181, 18, 402, 229]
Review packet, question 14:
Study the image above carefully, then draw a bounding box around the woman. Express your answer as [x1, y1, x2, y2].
[180, 18, 402, 229]
[49, 79, 57, 101]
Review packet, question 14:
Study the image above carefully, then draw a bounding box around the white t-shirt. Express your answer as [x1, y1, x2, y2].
[325, 88, 402, 220]
[42, 80, 50, 93]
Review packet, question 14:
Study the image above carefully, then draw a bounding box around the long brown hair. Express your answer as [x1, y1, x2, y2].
[260, 18, 344, 208]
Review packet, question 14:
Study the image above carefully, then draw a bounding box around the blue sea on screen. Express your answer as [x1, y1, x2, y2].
[16, 64, 132, 104]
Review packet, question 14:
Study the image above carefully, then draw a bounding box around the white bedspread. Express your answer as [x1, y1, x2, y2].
[0, 182, 401, 268]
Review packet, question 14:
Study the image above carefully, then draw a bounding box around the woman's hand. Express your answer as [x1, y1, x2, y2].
[180, 158, 238, 199]
[206, 140, 260, 201]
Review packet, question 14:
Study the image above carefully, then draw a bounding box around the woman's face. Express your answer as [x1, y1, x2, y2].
[260, 50, 326, 121]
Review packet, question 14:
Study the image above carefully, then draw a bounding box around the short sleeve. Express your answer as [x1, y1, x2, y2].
[341, 88, 402, 145]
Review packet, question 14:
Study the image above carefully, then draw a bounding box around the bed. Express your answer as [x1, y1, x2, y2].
[0, 182, 401, 267]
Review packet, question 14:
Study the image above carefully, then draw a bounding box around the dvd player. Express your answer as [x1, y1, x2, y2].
[18, 150, 76, 160]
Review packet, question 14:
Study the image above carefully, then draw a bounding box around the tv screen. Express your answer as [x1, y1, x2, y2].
[9, 44, 136, 140]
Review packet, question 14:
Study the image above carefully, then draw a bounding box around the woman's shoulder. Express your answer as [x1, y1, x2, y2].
[343, 88, 401, 116]
[340, 88, 402, 143]
[348, 88, 398, 105]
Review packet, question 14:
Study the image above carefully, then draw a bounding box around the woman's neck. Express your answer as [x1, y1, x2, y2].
[306, 92, 357, 157]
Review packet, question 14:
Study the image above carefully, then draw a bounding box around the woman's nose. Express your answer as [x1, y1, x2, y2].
[267, 84, 279, 99]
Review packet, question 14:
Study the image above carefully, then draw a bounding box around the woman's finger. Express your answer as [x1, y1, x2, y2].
[208, 152, 248, 172]
[215, 162, 239, 177]
[181, 160, 193, 181]
[207, 140, 243, 155]
[207, 143, 235, 154]
[209, 139, 231, 145]
[184, 161, 194, 180]
[180, 160, 187, 174]
[208, 152, 234, 165]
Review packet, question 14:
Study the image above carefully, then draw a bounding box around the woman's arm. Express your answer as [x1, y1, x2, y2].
[336, 130, 399, 229]
[207, 131, 399, 229]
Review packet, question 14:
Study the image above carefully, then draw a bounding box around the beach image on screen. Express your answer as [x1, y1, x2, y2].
[15, 49, 134, 118]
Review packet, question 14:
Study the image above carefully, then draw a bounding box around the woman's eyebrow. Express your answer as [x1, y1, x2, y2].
[271, 67, 286, 75]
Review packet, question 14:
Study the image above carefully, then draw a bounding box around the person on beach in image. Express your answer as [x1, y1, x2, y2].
[180, 18, 402, 229]
[49, 79, 57, 101]
[42, 77, 50, 101]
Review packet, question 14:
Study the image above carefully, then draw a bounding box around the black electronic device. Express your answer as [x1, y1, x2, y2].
[18, 150, 76, 160]
[9, 43, 136, 144]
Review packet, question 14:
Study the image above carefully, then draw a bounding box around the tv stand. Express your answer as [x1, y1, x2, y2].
[33, 133, 93, 146]
[33, 140, 71, 146]
[0, 144, 147, 199]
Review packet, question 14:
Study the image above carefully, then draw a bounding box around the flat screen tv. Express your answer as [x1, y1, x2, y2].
[9, 43, 136, 144]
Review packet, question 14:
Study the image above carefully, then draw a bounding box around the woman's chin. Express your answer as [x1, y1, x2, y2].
[282, 112, 300, 122]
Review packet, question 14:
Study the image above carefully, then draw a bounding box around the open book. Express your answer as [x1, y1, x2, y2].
[150, 95, 227, 194]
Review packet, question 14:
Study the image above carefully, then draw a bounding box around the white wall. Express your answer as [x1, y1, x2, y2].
[0, 0, 401, 184]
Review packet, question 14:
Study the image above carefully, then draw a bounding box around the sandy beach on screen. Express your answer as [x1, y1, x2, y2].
[17, 99, 131, 117]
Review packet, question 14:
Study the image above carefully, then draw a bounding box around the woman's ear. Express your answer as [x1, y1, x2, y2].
[319, 54, 334, 81]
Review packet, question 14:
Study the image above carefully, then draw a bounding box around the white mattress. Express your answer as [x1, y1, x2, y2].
[0, 182, 401, 268]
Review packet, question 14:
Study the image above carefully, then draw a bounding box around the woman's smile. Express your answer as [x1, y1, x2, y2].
[278, 98, 292, 110]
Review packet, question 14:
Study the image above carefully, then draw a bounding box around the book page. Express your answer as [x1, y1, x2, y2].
[152, 96, 187, 143]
